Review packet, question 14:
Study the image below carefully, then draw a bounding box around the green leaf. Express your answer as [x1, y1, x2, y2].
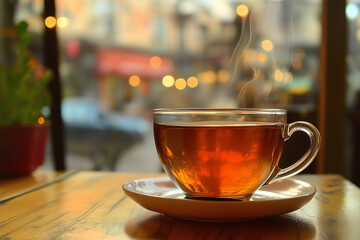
[16, 21, 28, 36]
[19, 35, 32, 52]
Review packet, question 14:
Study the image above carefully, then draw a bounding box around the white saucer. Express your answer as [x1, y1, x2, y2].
[122, 177, 316, 222]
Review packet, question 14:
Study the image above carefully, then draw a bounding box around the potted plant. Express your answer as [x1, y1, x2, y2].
[0, 21, 52, 176]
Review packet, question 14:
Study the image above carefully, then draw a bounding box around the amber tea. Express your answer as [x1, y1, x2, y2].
[153, 108, 320, 200]
[154, 122, 284, 199]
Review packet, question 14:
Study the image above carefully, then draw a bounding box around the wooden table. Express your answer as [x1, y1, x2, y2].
[0, 171, 359, 239]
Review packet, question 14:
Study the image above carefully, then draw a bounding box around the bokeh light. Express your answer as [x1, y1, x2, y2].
[38, 117, 45, 125]
[150, 56, 162, 68]
[217, 69, 230, 83]
[57, 17, 70, 28]
[257, 52, 268, 63]
[162, 75, 175, 87]
[346, 3, 359, 20]
[261, 40, 274, 52]
[187, 76, 199, 88]
[175, 78, 186, 90]
[236, 5, 249, 18]
[198, 71, 216, 84]
[45, 16, 57, 29]
[129, 75, 141, 87]
[274, 69, 283, 81]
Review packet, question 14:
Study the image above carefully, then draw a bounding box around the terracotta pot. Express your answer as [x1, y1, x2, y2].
[0, 124, 50, 176]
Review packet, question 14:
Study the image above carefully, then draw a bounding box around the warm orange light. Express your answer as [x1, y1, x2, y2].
[175, 78, 186, 90]
[150, 56, 162, 68]
[187, 76, 198, 88]
[198, 71, 216, 84]
[45, 16, 57, 29]
[274, 69, 283, 81]
[129, 75, 141, 87]
[261, 40, 274, 52]
[38, 117, 45, 125]
[162, 75, 175, 87]
[217, 69, 230, 83]
[57, 17, 70, 28]
[257, 68, 265, 80]
[257, 52, 267, 63]
[237, 5, 249, 18]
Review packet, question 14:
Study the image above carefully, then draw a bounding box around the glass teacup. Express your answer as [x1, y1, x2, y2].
[153, 108, 320, 200]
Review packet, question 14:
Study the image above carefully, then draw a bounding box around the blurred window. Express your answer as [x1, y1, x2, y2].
[7, 0, 322, 171]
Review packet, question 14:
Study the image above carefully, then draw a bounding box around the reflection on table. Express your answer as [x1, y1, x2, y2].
[126, 212, 315, 239]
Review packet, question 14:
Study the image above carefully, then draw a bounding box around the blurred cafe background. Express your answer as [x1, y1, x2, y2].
[0, 0, 359, 185]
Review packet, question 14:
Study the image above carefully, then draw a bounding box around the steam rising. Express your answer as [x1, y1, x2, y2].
[231, 1, 294, 108]
[230, 8, 252, 84]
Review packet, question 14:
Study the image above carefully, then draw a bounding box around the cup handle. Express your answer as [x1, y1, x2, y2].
[265, 121, 321, 185]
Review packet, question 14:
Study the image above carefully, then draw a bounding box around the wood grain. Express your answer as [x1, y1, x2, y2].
[0, 171, 74, 202]
[0, 172, 359, 240]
